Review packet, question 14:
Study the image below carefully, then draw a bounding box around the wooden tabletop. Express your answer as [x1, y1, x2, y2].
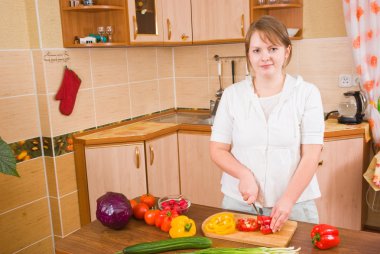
[55, 204, 379, 254]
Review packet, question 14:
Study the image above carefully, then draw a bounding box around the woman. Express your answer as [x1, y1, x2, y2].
[210, 15, 324, 233]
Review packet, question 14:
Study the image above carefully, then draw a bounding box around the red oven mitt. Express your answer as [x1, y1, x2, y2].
[55, 67, 81, 116]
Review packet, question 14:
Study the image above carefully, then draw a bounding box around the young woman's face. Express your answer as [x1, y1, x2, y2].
[248, 31, 290, 78]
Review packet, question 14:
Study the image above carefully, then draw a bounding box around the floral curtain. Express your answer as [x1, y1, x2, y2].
[343, 0, 380, 149]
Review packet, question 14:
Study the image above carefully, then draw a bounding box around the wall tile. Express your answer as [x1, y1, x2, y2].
[17, 236, 54, 254]
[0, 198, 51, 254]
[38, 0, 63, 48]
[158, 78, 175, 110]
[130, 80, 159, 118]
[157, 47, 173, 78]
[60, 192, 81, 235]
[91, 48, 128, 87]
[45, 156, 57, 198]
[0, 1, 30, 49]
[49, 197, 62, 236]
[32, 50, 46, 94]
[38, 94, 51, 137]
[94, 84, 131, 126]
[174, 46, 208, 77]
[0, 158, 46, 214]
[0, 51, 35, 97]
[56, 153, 78, 196]
[127, 47, 157, 82]
[209, 77, 237, 101]
[176, 78, 209, 109]
[0, 95, 40, 143]
[49, 90, 96, 136]
[44, 49, 91, 94]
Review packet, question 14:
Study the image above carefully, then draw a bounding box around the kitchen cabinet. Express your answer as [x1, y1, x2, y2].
[191, 0, 250, 44]
[59, 0, 129, 47]
[85, 143, 147, 221]
[127, 0, 192, 45]
[315, 137, 366, 230]
[178, 131, 224, 208]
[250, 0, 303, 40]
[145, 133, 180, 197]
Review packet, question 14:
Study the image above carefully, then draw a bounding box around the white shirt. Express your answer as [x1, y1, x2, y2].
[210, 74, 325, 207]
[258, 92, 282, 121]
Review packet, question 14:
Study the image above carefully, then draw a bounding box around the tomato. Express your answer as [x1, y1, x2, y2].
[130, 199, 137, 209]
[236, 218, 260, 232]
[144, 209, 159, 225]
[133, 202, 149, 220]
[140, 194, 156, 208]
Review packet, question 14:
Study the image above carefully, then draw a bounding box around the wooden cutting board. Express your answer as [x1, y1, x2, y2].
[201, 212, 297, 248]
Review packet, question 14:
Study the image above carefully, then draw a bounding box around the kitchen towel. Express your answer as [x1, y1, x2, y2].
[363, 151, 380, 191]
[55, 67, 81, 116]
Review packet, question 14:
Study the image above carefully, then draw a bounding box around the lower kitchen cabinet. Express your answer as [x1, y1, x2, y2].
[315, 137, 366, 230]
[145, 133, 180, 197]
[178, 131, 224, 208]
[85, 143, 147, 221]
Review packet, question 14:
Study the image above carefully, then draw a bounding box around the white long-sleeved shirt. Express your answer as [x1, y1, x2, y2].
[210, 74, 325, 207]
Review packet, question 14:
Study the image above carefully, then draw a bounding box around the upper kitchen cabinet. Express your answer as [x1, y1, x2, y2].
[59, 0, 129, 47]
[127, 0, 192, 45]
[191, 0, 250, 44]
[250, 0, 303, 39]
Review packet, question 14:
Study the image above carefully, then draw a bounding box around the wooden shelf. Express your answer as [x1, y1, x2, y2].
[65, 42, 127, 47]
[252, 3, 302, 9]
[63, 5, 124, 11]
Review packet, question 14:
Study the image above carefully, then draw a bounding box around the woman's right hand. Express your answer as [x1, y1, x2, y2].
[238, 169, 259, 205]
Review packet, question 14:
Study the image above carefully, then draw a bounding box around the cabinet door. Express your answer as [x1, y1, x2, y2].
[191, 0, 250, 43]
[127, 0, 163, 44]
[146, 133, 180, 197]
[315, 138, 364, 230]
[85, 143, 147, 221]
[162, 0, 192, 44]
[178, 132, 224, 208]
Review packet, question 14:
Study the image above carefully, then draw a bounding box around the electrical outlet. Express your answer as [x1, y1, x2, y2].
[339, 74, 352, 88]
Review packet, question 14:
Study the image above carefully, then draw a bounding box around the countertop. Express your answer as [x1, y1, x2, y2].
[55, 204, 379, 254]
[74, 111, 370, 144]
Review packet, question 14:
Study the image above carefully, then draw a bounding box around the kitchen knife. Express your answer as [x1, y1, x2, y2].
[252, 203, 263, 215]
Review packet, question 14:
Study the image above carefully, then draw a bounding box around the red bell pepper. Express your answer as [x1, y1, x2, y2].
[257, 215, 273, 235]
[311, 224, 340, 250]
[236, 218, 260, 232]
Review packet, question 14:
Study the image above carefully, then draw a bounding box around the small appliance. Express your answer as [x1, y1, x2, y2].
[337, 90, 367, 124]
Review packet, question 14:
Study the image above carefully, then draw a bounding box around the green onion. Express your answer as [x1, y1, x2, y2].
[187, 246, 301, 254]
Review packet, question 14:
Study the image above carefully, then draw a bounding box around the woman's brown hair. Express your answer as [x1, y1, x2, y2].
[245, 15, 292, 71]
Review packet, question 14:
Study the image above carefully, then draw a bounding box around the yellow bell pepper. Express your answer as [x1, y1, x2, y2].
[204, 212, 236, 235]
[169, 215, 197, 238]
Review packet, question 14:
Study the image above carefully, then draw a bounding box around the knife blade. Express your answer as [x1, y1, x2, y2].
[252, 203, 263, 215]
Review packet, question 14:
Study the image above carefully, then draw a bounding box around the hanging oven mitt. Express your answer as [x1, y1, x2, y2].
[55, 67, 81, 116]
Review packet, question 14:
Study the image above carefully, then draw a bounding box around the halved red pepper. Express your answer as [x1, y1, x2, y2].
[311, 224, 340, 250]
[236, 218, 260, 232]
[257, 215, 273, 235]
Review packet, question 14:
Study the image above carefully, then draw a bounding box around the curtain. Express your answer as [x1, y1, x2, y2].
[343, 0, 380, 149]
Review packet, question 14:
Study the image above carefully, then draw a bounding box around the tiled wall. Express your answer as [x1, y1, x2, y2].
[0, 1, 357, 253]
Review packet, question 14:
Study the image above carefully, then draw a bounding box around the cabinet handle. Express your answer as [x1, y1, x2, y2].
[133, 15, 138, 40]
[135, 146, 140, 169]
[149, 145, 154, 165]
[318, 160, 324, 166]
[241, 14, 245, 37]
[181, 33, 189, 41]
[167, 18, 172, 40]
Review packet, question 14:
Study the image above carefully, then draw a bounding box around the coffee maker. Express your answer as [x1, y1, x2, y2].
[337, 91, 367, 124]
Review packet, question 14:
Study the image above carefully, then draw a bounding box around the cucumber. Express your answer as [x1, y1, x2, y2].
[119, 236, 212, 254]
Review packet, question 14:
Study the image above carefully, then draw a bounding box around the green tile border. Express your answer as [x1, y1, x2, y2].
[9, 108, 199, 161]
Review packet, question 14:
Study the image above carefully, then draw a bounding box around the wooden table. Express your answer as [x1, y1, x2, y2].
[56, 204, 379, 254]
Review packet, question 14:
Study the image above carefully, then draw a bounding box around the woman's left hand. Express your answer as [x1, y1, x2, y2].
[270, 198, 294, 232]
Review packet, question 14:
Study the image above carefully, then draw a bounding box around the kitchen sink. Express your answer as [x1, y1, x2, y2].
[148, 113, 213, 125]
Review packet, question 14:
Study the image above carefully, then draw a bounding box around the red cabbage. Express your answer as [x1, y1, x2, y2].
[96, 192, 133, 230]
